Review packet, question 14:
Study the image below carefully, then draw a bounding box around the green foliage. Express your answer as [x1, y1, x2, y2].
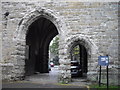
[49, 36, 59, 56]
[89, 84, 120, 89]
[73, 45, 80, 55]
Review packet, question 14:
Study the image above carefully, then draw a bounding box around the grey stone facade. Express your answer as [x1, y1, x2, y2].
[1, 1, 119, 85]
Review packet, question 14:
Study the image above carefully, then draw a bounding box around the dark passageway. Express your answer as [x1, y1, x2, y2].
[70, 44, 88, 78]
[25, 17, 58, 76]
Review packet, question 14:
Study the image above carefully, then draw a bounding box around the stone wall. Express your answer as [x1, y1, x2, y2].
[1, 1, 119, 85]
[0, 33, 2, 88]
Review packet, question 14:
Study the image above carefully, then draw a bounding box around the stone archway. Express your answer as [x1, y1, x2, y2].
[14, 7, 66, 40]
[65, 35, 99, 81]
[12, 7, 68, 80]
[66, 36, 92, 63]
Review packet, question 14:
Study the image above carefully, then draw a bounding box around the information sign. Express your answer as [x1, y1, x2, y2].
[98, 56, 109, 66]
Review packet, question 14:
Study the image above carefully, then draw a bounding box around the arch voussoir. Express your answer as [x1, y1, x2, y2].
[12, 7, 68, 82]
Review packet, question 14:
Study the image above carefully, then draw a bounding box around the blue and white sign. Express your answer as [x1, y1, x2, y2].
[98, 56, 109, 66]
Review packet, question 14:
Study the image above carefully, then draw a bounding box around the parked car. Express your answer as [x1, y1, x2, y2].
[50, 62, 54, 67]
[71, 60, 82, 77]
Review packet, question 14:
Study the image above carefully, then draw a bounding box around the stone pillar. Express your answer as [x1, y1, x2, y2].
[86, 43, 99, 82]
[58, 59, 71, 84]
[87, 57, 98, 82]
[58, 39, 71, 83]
[11, 39, 26, 80]
[0, 33, 2, 89]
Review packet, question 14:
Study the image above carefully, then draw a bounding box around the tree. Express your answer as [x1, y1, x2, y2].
[71, 45, 80, 61]
[49, 36, 59, 56]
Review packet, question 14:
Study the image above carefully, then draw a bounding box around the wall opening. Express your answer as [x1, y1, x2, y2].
[70, 44, 88, 78]
[25, 17, 58, 76]
[13, 8, 69, 82]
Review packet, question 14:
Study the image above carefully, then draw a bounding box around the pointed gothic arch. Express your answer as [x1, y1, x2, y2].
[65, 35, 99, 79]
[12, 7, 68, 79]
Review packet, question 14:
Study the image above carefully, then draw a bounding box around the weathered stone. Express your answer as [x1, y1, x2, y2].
[1, 1, 119, 85]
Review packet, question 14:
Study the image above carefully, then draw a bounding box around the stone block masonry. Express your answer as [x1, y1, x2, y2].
[1, 1, 119, 85]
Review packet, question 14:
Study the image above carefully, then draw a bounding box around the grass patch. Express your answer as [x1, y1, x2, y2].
[89, 84, 120, 89]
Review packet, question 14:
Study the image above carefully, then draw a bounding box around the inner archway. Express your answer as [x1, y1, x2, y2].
[25, 17, 58, 75]
[70, 44, 88, 78]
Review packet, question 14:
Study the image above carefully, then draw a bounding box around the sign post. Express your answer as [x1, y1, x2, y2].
[99, 65, 101, 87]
[107, 65, 109, 90]
[98, 55, 109, 89]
